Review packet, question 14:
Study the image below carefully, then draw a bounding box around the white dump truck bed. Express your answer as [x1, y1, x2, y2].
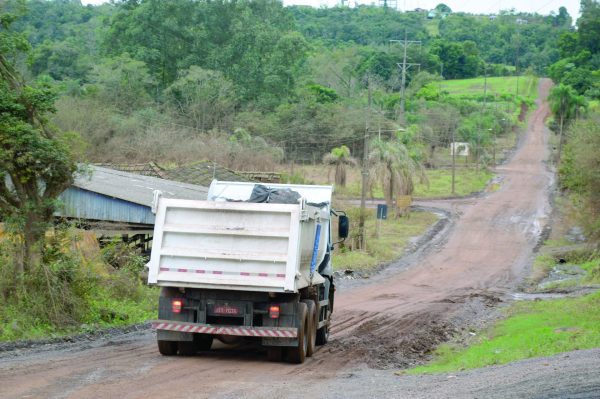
[147, 181, 332, 293]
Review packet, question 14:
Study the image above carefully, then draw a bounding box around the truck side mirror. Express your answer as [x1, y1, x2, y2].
[338, 215, 349, 239]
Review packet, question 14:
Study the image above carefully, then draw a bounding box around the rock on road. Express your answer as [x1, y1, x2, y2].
[2, 79, 598, 399]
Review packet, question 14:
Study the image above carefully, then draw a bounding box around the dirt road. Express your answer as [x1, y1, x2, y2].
[0, 80, 559, 398]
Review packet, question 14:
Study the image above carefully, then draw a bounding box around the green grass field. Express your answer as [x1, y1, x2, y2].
[333, 168, 493, 199]
[414, 168, 493, 198]
[408, 290, 600, 374]
[441, 76, 539, 100]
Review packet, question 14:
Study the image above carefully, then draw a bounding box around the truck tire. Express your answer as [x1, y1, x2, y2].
[316, 324, 329, 345]
[266, 346, 283, 362]
[195, 334, 213, 351]
[178, 341, 197, 356]
[316, 291, 333, 346]
[287, 302, 308, 364]
[301, 299, 317, 357]
[157, 340, 178, 356]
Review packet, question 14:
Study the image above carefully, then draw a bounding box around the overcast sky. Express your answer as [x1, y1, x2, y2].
[81, 0, 582, 20]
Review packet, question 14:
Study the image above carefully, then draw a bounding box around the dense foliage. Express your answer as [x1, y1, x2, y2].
[1, 0, 576, 167]
[548, 1, 600, 246]
[548, 1, 600, 98]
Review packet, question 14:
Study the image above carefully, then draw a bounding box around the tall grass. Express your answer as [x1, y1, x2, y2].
[0, 228, 157, 341]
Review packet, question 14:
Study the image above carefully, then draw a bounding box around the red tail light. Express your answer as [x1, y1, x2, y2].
[172, 299, 183, 314]
[269, 305, 280, 319]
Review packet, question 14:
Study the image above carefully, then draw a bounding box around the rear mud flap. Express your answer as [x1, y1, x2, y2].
[262, 337, 298, 347]
[157, 330, 193, 341]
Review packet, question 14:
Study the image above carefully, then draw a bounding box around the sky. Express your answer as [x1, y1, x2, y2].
[80, 0, 582, 19]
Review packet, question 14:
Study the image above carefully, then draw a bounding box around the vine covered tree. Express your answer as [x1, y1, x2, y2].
[0, 7, 76, 274]
[549, 84, 585, 162]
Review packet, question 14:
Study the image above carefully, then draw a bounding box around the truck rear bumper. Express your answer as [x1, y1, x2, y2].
[151, 320, 298, 338]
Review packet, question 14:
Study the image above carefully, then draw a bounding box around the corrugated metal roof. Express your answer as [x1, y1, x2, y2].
[73, 165, 208, 207]
[96, 161, 254, 187]
[159, 161, 254, 186]
[93, 162, 165, 178]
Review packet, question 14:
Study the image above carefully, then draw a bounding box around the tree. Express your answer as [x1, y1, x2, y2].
[165, 66, 236, 132]
[429, 39, 481, 79]
[578, 0, 600, 54]
[90, 53, 155, 113]
[0, 8, 76, 274]
[435, 3, 452, 13]
[323, 145, 356, 187]
[417, 102, 460, 165]
[367, 138, 426, 215]
[548, 84, 583, 162]
[554, 6, 571, 27]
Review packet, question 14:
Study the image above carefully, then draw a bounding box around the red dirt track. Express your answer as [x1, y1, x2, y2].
[0, 80, 553, 399]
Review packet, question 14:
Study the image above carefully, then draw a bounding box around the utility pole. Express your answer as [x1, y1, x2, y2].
[483, 64, 488, 108]
[390, 32, 421, 117]
[477, 64, 488, 173]
[515, 25, 520, 97]
[451, 127, 456, 195]
[439, 62, 444, 92]
[359, 76, 372, 250]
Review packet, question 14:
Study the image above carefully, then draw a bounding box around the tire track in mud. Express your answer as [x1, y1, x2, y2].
[325, 78, 554, 370]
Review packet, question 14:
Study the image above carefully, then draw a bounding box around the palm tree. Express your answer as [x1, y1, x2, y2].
[323, 145, 357, 187]
[367, 138, 427, 215]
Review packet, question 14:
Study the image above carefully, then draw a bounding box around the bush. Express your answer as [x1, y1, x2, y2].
[0, 228, 157, 341]
[559, 115, 600, 244]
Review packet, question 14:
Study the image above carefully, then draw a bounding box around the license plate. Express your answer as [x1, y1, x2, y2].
[211, 305, 241, 316]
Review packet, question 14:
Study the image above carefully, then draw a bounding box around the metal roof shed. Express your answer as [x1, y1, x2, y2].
[57, 166, 208, 226]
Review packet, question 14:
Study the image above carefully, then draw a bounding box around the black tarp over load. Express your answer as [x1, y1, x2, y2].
[247, 184, 302, 204]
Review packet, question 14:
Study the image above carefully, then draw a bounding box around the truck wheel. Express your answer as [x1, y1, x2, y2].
[178, 341, 197, 356]
[316, 324, 329, 345]
[287, 302, 308, 364]
[195, 334, 213, 351]
[157, 340, 178, 356]
[301, 299, 317, 357]
[266, 346, 283, 362]
[317, 293, 333, 346]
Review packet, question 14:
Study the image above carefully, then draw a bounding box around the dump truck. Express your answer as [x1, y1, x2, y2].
[147, 180, 348, 363]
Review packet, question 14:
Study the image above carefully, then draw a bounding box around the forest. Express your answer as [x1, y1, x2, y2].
[3, 0, 587, 170]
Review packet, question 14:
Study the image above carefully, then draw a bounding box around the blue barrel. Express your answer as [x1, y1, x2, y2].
[377, 204, 388, 220]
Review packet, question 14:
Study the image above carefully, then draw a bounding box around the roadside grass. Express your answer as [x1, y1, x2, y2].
[332, 208, 438, 272]
[441, 76, 539, 100]
[531, 253, 556, 283]
[0, 285, 157, 341]
[408, 290, 600, 374]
